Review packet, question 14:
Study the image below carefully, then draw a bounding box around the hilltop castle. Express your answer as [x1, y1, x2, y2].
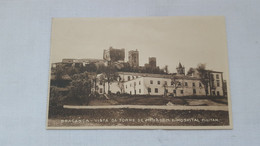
[51, 46, 226, 97]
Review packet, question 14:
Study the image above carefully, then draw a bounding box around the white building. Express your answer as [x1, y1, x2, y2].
[96, 71, 224, 97]
[121, 73, 206, 96]
[208, 71, 224, 96]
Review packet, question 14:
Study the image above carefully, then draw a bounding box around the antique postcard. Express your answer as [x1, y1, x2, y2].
[46, 16, 232, 129]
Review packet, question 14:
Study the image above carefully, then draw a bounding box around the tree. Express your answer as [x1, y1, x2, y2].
[164, 65, 169, 74]
[196, 63, 210, 96]
[103, 61, 119, 94]
[66, 67, 79, 76]
[170, 75, 182, 97]
[55, 65, 65, 80]
[68, 72, 93, 105]
[51, 66, 72, 87]
[96, 64, 106, 74]
[163, 81, 168, 97]
[86, 62, 97, 72]
[92, 74, 98, 94]
[98, 73, 107, 94]
[121, 62, 131, 72]
[187, 67, 195, 76]
[117, 76, 125, 94]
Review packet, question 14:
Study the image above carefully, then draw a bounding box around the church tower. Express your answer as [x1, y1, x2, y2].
[176, 62, 185, 75]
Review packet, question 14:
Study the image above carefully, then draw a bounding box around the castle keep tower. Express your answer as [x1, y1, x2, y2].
[149, 57, 156, 68]
[128, 50, 139, 68]
[103, 46, 125, 62]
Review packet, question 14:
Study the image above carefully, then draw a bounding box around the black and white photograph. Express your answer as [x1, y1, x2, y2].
[47, 16, 232, 129]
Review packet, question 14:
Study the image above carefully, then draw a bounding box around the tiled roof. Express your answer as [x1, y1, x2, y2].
[207, 70, 223, 73]
[118, 72, 199, 80]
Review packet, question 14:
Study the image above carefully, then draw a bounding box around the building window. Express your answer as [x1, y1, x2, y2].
[193, 89, 196, 94]
[192, 82, 195, 87]
[139, 89, 141, 93]
[165, 81, 167, 85]
[155, 88, 158, 93]
[132, 76, 134, 79]
[100, 88, 103, 93]
[173, 90, 176, 94]
[148, 88, 151, 93]
[128, 76, 130, 81]
[99, 81, 102, 85]
[216, 74, 219, 79]
[157, 81, 160, 85]
[171, 81, 174, 85]
[180, 90, 184, 94]
[185, 82, 188, 86]
[212, 91, 215, 95]
[165, 89, 168, 93]
[199, 83, 202, 87]
[139, 81, 141, 85]
[217, 80, 220, 87]
[150, 80, 153, 84]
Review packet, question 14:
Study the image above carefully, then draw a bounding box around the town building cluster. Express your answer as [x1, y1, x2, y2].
[51, 46, 226, 97]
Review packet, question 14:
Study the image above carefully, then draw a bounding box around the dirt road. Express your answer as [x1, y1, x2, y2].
[63, 105, 229, 111]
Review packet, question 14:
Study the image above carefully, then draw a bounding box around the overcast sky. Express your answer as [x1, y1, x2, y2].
[50, 16, 229, 79]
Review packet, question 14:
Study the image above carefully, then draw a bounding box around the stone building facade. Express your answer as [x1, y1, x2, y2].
[128, 50, 139, 68]
[103, 46, 125, 62]
[149, 57, 157, 68]
[118, 72, 206, 96]
[208, 71, 224, 96]
[96, 71, 225, 97]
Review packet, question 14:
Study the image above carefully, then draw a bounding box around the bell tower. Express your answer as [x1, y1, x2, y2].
[176, 62, 185, 75]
